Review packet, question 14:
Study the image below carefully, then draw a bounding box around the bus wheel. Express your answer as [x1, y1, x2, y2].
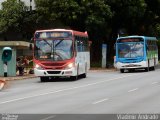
[145, 63, 150, 72]
[81, 73, 86, 78]
[82, 64, 87, 78]
[120, 69, 124, 73]
[152, 66, 155, 71]
[151, 66, 155, 71]
[70, 65, 79, 80]
[145, 60, 150, 72]
[40, 77, 49, 82]
[70, 76, 78, 81]
[145, 67, 149, 72]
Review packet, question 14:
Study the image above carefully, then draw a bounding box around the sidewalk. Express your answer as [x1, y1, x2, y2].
[0, 74, 37, 81]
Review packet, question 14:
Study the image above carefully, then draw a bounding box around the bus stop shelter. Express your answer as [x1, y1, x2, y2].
[0, 41, 30, 77]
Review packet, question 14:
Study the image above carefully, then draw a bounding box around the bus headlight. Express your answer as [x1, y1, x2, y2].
[35, 64, 44, 70]
[65, 63, 74, 69]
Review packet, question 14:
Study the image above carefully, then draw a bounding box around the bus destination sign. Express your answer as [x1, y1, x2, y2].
[35, 31, 72, 39]
[118, 38, 143, 42]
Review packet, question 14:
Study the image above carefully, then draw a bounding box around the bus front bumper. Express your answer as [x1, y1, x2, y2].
[34, 68, 77, 77]
[116, 61, 147, 69]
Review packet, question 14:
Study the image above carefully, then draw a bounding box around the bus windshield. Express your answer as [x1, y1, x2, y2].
[117, 42, 144, 58]
[34, 39, 73, 61]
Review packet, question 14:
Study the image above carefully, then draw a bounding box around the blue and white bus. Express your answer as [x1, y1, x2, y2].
[115, 36, 158, 73]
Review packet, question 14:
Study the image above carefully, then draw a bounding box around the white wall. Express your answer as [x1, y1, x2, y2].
[0, 0, 35, 10]
[21, 0, 35, 10]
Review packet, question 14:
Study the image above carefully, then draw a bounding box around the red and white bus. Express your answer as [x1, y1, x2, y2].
[31, 29, 90, 82]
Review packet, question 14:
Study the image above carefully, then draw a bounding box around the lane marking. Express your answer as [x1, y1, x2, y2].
[128, 88, 138, 93]
[0, 74, 137, 105]
[41, 115, 56, 120]
[151, 82, 158, 85]
[92, 98, 109, 104]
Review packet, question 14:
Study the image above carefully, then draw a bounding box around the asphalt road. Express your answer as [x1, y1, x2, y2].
[0, 68, 160, 119]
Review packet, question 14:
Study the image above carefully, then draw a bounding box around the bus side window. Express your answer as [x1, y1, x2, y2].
[84, 37, 88, 51]
[80, 37, 84, 51]
[77, 37, 81, 52]
[75, 36, 80, 52]
[74, 36, 78, 56]
[75, 36, 89, 52]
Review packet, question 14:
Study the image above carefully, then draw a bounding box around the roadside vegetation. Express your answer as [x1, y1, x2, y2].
[0, 0, 160, 67]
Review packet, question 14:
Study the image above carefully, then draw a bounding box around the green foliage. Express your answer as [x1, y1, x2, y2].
[1, 0, 160, 65]
[83, 0, 112, 25]
[35, 0, 80, 22]
[35, 0, 112, 31]
[0, 0, 28, 33]
[1, 0, 160, 37]
[107, 0, 147, 34]
[156, 24, 160, 33]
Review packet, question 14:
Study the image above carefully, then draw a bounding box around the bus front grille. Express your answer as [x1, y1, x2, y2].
[122, 64, 141, 67]
[47, 71, 61, 74]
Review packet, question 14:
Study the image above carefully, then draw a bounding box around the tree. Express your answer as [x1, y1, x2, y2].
[144, 0, 160, 36]
[35, 0, 112, 63]
[0, 0, 28, 33]
[34, 0, 80, 29]
[106, 0, 147, 62]
[1, 0, 158, 66]
[35, 0, 112, 28]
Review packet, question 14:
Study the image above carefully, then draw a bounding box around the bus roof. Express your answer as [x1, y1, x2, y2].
[117, 35, 157, 41]
[35, 29, 88, 37]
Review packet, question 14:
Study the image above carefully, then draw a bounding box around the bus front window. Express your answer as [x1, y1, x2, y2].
[118, 42, 144, 58]
[35, 39, 73, 61]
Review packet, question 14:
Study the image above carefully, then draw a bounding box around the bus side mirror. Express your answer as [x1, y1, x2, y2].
[2, 47, 12, 62]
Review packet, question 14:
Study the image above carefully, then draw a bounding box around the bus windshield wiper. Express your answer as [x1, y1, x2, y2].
[42, 39, 55, 60]
[42, 39, 52, 48]
[55, 39, 64, 47]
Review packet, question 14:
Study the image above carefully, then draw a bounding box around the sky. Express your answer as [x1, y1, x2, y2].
[0, 0, 35, 9]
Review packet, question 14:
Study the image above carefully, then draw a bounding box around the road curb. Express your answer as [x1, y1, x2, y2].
[0, 79, 6, 90]
[0, 75, 38, 81]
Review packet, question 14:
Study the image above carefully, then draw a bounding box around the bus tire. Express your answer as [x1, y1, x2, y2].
[151, 66, 155, 71]
[70, 65, 79, 80]
[152, 57, 156, 71]
[70, 76, 78, 81]
[82, 73, 86, 78]
[145, 67, 149, 72]
[120, 69, 124, 73]
[145, 60, 150, 72]
[40, 77, 49, 82]
[82, 63, 87, 78]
